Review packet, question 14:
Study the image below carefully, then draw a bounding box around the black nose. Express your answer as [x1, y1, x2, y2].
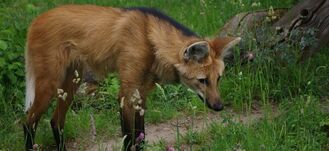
[212, 103, 224, 111]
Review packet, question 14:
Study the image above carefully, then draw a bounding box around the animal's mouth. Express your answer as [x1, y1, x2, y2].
[197, 94, 211, 108]
[197, 94, 224, 111]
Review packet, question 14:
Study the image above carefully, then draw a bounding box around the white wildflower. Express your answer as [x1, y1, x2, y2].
[72, 77, 81, 84]
[251, 2, 261, 7]
[275, 26, 282, 31]
[272, 15, 277, 20]
[130, 97, 136, 103]
[138, 99, 142, 105]
[62, 92, 68, 101]
[139, 109, 145, 116]
[77, 82, 87, 94]
[120, 97, 125, 108]
[57, 89, 64, 94]
[265, 16, 271, 22]
[268, 6, 275, 16]
[132, 89, 141, 99]
[131, 89, 142, 103]
[58, 92, 67, 101]
[74, 70, 79, 78]
[134, 105, 141, 110]
[76, 78, 81, 83]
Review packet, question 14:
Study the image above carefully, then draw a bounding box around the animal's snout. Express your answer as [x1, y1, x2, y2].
[197, 94, 224, 111]
[212, 102, 224, 111]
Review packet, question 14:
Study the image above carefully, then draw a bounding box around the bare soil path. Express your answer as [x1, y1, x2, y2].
[75, 106, 272, 151]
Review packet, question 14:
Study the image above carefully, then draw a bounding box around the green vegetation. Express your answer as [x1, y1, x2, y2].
[0, 0, 328, 150]
[180, 96, 329, 151]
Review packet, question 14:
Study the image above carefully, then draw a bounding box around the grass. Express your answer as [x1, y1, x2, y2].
[182, 95, 329, 151]
[0, 0, 328, 150]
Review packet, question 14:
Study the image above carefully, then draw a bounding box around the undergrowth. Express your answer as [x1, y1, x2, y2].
[0, 0, 328, 150]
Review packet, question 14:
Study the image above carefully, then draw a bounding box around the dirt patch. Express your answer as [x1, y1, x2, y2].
[81, 107, 270, 151]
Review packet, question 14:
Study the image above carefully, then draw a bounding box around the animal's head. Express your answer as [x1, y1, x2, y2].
[175, 37, 241, 111]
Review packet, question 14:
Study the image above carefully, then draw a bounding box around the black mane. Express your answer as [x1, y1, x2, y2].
[124, 7, 198, 37]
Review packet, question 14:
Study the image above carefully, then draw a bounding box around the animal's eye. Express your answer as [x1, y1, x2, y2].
[198, 78, 209, 85]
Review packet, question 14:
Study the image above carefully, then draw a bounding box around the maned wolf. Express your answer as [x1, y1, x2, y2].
[23, 5, 240, 150]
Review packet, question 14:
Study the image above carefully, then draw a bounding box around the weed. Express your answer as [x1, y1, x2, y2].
[0, 0, 328, 150]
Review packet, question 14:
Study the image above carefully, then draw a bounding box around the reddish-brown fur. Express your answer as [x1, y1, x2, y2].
[24, 5, 240, 150]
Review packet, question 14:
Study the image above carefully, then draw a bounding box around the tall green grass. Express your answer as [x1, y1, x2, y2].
[1, 0, 328, 150]
[182, 95, 329, 151]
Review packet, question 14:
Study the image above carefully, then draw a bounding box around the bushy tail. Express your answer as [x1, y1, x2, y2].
[24, 48, 35, 112]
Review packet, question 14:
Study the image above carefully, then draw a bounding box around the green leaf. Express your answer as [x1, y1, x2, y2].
[26, 3, 37, 13]
[0, 40, 8, 50]
[0, 58, 5, 68]
[8, 72, 17, 83]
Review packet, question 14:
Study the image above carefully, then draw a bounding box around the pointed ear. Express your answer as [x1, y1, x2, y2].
[210, 37, 241, 59]
[183, 41, 209, 62]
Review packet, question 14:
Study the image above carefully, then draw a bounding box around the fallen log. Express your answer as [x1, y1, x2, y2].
[219, 0, 329, 63]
